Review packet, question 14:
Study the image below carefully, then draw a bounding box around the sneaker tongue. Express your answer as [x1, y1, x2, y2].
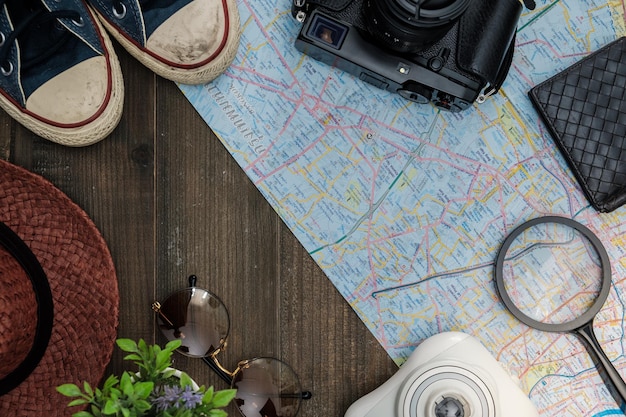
[21, 20, 73, 70]
[3, 0, 75, 70]
[0, 0, 100, 99]
[4, 0, 41, 23]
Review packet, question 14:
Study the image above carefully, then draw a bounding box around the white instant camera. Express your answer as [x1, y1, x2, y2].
[345, 332, 539, 417]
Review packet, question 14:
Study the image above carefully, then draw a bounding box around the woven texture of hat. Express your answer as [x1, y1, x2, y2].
[0, 246, 37, 380]
[0, 160, 119, 416]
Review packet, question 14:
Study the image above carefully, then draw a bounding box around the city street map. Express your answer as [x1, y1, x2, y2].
[180, 1, 626, 415]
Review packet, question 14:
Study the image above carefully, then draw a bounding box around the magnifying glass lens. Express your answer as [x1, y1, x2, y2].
[501, 221, 603, 325]
[156, 288, 230, 357]
[496, 217, 626, 406]
[233, 357, 302, 417]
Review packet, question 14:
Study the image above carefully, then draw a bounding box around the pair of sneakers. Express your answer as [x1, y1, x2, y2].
[0, 0, 240, 146]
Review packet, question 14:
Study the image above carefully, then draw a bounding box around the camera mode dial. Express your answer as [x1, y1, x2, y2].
[398, 82, 431, 103]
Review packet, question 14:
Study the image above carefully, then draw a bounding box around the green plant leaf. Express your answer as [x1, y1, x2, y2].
[156, 349, 170, 370]
[109, 389, 119, 402]
[103, 399, 119, 414]
[72, 411, 94, 417]
[90, 404, 103, 416]
[202, 386, 214, 404]
[165, 339, 182, 351]
[133, 381, 154, 399]
[122, 353, 142, 362]
[137, 339, 149, 354]
[57, 383, 83, 398]
[179, 371, 193, 388]
[120, 372, 133, 397]
[135, 399, 152, 413]
[101, 375, 119, 393]
[68, 399, 89, 407]
[116, 339, 138, 353]
[208, 410, 228, 417]
[110, 386, 122, 400]
[161, 368, 175, 380]
[211, 389, 237, 408]
[83, 381, 94, 396]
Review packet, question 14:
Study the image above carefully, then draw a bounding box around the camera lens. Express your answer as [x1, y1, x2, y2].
[363, 0, 472, 53]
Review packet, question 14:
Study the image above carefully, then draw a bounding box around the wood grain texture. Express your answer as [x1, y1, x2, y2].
[0, 43, 397, 416]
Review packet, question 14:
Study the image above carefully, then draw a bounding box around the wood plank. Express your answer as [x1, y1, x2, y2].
[0, 114, 12, 160]
[278, 226, 399, 414]
[153, 77, 285, 401]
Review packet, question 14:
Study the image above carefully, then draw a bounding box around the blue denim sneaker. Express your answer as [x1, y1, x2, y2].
[0, 0, 123, 146]
[87, 0, 240, 84]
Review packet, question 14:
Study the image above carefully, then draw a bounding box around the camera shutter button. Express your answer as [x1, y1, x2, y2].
[428, 48, 450, 72]
[428, 57, 444, 71]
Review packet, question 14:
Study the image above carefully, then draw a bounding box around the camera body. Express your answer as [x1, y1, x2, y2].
[292, 0, 523, 112]
[344, 332, 539, 417]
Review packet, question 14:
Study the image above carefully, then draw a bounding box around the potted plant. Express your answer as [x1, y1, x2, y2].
[57, 338, 236, 417]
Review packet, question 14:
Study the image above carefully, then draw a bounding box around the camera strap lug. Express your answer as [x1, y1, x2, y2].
[476, 87, 497, 104]
[476, 31, 517, 105]
[295, 11, 307, 22]
[292, 0, 308, 21]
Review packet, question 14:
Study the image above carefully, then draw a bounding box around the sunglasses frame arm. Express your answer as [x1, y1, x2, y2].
[202, 353, 235, 386]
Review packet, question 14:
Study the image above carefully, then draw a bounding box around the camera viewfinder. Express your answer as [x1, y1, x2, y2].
[307, 15, 348, 49]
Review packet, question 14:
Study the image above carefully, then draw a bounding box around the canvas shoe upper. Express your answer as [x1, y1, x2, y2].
[88, 0, 240, 84]
[0, 0, 123, 146]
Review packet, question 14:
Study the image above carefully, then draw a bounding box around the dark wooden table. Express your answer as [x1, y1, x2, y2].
[0, 43, 397, 416]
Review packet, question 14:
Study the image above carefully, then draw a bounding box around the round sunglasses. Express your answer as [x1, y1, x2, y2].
[152, 275, 312, 417]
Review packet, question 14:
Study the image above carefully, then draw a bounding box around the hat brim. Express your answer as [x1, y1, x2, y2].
[0, 160, 119, 416]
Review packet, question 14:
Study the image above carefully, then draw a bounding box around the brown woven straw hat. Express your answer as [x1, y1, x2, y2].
[0, 160, 119, 416]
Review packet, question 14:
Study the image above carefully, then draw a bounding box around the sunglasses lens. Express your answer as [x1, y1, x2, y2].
[156, 288, 229, 357]
[232, 357, 302, 417]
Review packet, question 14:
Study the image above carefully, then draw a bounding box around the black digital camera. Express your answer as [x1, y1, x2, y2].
[292, 0, 532, 112]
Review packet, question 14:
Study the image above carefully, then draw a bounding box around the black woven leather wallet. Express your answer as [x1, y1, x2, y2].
[528, 37, 626, 213]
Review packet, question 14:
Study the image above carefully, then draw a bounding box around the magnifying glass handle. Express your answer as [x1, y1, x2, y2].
[576, 323, 626, 407]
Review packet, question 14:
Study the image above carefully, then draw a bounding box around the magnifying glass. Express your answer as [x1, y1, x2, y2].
[494, 216, 626, 406]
